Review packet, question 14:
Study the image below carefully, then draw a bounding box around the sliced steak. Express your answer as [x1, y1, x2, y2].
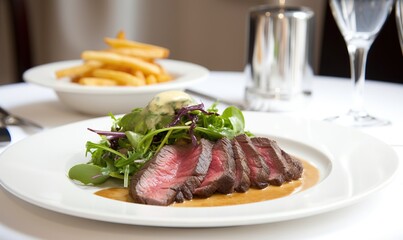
[193, 138, 236, 198]
[129, 138, 213, 206]
[252, 137, 303, 185]
[232, 139, 250, 192]
[234, 134, 270, 189]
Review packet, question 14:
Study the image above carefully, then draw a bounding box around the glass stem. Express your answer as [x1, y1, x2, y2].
[347, 43, 370, 116]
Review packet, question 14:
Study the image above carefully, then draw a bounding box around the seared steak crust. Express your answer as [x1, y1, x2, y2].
[234, 134, 270, 189]
[232, 140, 250, 192]
[193, 138, 236, 198]
[252, 137, 303, 185]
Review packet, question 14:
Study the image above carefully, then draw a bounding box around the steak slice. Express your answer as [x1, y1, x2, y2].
[232, 139, 250, 192]
[234, 134, 270, 189]
[129, 138, 213, 206]
[252, 137, 303, 185]
[193, 138, 236, 198]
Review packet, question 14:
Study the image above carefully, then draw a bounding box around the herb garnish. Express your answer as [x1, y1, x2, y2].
[68, 102, 250, 187]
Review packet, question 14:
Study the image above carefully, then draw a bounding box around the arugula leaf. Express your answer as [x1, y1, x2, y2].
[125, 131, 143, 149]
[221, 106, 245, 135]
[68, 164, 110, 185]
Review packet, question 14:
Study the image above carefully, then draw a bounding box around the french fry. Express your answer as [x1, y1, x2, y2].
[104, 38, 169, 58]
[116, 30, 126, 40]
[101, 63, 132, 73]
[155, 64, 172, 83]
[81, 51, 161, 75]
[92, 69, 146, 86]
[55, 30, 173, 87]
[156, 73, 172, 83]
[55, 60, 102, 79]
[78, 77, 118, 86]
[146, 75, 158, 85]
[71, 69, 94, 83]
[133, 70, 145, 80]
[108, 47, 167, 60]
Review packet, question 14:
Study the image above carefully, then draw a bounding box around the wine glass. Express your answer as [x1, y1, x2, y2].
[326, 0, 394, 127]
[396, 0, 403, 53]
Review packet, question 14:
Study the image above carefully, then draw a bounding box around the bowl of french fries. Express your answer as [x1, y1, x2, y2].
[23, 31, 209, 115]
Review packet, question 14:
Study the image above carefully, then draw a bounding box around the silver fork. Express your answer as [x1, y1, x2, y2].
[0, 106, 43, 129]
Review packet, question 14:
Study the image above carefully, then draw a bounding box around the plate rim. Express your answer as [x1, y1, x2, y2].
[0, 113, 399, 227]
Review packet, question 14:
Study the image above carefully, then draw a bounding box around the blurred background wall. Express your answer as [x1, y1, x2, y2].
[1, 0, 401, 85]
[0, 0, 326, 85]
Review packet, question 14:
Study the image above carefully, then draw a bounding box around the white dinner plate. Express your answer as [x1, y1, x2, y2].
[0, 112, 399, 227]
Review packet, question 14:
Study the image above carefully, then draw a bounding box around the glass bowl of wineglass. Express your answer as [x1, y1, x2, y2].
[326, 0, 394, 127]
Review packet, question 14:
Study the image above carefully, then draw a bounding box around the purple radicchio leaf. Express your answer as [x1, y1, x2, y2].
[87, 128, 126, 140]
[167, 103, 217, 145]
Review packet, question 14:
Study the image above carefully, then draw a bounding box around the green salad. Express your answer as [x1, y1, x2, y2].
[68, 91, 250, 187]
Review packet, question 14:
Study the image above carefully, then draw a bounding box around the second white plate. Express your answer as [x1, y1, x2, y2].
[23, 59, 209, 115]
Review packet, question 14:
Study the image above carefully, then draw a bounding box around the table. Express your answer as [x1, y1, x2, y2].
[0, 72, 402, 239]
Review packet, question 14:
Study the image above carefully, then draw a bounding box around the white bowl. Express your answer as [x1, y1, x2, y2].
[23, 59, 209, 115]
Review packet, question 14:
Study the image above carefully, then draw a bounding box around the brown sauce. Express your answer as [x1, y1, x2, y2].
[95, 160, 319, 207]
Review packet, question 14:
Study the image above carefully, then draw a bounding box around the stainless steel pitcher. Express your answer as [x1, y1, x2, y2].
[245, 5, 314, 111]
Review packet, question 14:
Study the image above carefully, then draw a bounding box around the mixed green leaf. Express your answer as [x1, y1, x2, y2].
[68, 99, 250, 188]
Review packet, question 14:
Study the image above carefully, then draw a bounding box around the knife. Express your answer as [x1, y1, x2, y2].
[0, 106, 42, 129]
[0, 124, 11, 146]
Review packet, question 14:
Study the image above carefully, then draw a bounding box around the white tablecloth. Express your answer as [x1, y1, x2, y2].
[0, 72, 402, 239]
